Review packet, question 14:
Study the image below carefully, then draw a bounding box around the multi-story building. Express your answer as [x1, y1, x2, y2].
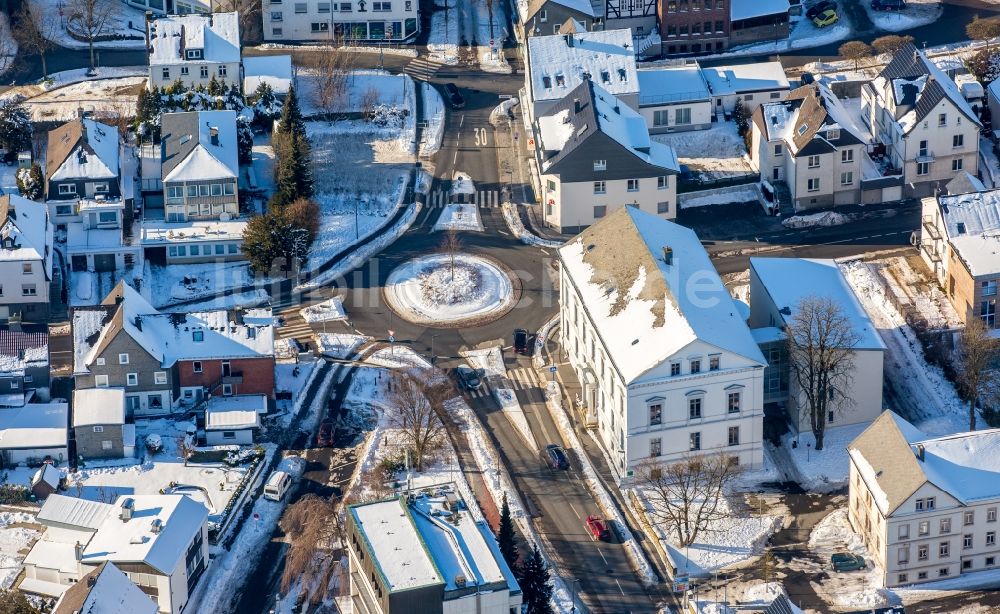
[0, 195, 53, 323]
[728, 0, 788, 48]
[919, 188, 1000, 329]
[52, 562, 158, 614]
[656, 0, 729, 56]
[849, 412, 1000, 587]
[636, 64, 712, 133]
[263, 0, 420, 42]
[0, 325, 49, 407]
[749, 83, 867, 210]
[72, 388, 134, 460]
[147, 13, 241, 91]
[522, 0, 598, 37]
[45, 117, 120, 204]
[346, 487, 521, 614]
[533, 79, 679, 232]
[127, 0, 210, 16]
[701, 61, 790, 114]
[861, 43, 981, 198]
[559, 206, 766, 480]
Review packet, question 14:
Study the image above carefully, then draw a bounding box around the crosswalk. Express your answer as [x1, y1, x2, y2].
[466, 366, 540, 399]
[428, 190, 503, 208]
[275, 309, 314, 341]
[404, 56, 444, 80]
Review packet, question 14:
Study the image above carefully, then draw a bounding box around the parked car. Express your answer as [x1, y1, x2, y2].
[457, 365, 482, 390]
[317, 421, 335, 447]
[813, 9, 839, 27]
[871, 0, 905, 9]
[585, 515, 611, 541]
[805, 0, 837, 20]
[264, 470, 292, 501]
[513, 328, 529, 354]
[545, 444, 570, 470]
[444, 83, 465, 109]
[831, 553, 866, 572]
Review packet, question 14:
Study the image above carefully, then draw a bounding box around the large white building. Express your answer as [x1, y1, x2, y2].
[263, 0, 420, 42]
[147, 13, 241, 91]
[0, 195, 54, 323]
[559, 206, 767, 481]
[849, 412, 1000, 587]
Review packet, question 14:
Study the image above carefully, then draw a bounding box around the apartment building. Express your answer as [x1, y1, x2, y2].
[849, 412, 1000, 587]
[0, 195, 53, 323]
[701, 61, 789, 114]
[636, 65, 712, 133]
[656, 0, 729, 56]
[148, 13, 241, 91]
[522, 0, 597, 37]
[559, 206, 766, 481]
[263, 0, 420, 42]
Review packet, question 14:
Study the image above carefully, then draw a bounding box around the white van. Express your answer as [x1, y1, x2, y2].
[264, 470, 292, 502]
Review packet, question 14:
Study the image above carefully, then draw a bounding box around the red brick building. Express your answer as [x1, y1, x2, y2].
[657, 0, 729, 56]
[176, 356, 276, 400]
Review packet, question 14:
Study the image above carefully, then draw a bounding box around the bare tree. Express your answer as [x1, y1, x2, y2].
[360, 86, 380, 120]
[280, 494, 343, 604]
[485, 0, 495, 39]
[956, 317, 1000, 431]
[306, 50, 353, 116]
[839, 41, 873, 71]
[176, 436, 195, 466]
[968, 15, 1000, 52]
[386, 371, 446, 472]
[213, 0, 262, 42]
[635, 455, 741, 547]
[15, 5, 58, 79]
[440, 229, 462, 280]
[785, 296, 860, 450]
[65, 0, 119, 71]
[871, 34, 914, 57]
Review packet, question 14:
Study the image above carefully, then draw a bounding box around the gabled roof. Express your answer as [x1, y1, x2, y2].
[53, 562, 158, 614]
[160, 110, 239, 182]
[0, 195, 52, 265]
[148, 12, 240, 66]
[524, 0, 595, 23]
[848, 411, 928, 516]
[0, 326, 48, 377]
[536, 79, 679, 174]
[528, 29, 637, 102]
[946, 171, 986, 196]
[46, 119, 119, 184]
[558, 17, 588, 34]
[37, 494, 115, 531]
[752, 83, 865, 157]
[559, 206, 765, 384]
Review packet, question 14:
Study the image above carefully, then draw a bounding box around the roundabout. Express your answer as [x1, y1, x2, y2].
[382, 253, 520, 328]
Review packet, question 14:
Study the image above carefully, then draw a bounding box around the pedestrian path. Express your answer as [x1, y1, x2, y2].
[404, 56, 445, 80]
[275, 309, 314, 341]
[465, 366, 540, 399]
[427, 189, 502, 208]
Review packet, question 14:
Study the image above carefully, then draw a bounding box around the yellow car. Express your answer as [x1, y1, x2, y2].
[813, 9, 839, 27]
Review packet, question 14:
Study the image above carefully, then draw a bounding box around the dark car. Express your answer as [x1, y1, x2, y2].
[545, 444, 570, 470]
[444, 83, 465, 109]
[586, 515, 611, 541]
[871, 0, 905, 9]
[831, 552, 866, 572]
[805, 0, 837, 20]
[514, 328, 529, 355]
[317, 421, 335, 447]
[457, 365, 482, 390]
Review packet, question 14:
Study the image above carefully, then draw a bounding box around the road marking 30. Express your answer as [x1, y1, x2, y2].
[474, 127, 489, 147]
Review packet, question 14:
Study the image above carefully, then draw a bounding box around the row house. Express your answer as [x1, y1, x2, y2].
[849, 412, 1000, 587]
[0, 325, 49, 407]
[0, 195, 53, 323]
[71, 281, 275, 418]
[533, 79, 679, 232]
[559, 206, 766, 481]
[861, 44, 981, 199]
[147, 13, 241, 91]
[263, 0, 420, 42]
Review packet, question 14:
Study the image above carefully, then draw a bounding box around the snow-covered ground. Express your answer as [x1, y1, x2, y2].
[316, 333, 370, 358]
[779, 423, 870, 492]
[432, 202, 483, 232]
[144, 261, 252, 308]
[427, 5, 460, 65]
[783, 211, 850, 229]
[383, 254, 515, 326]
[250, 133, 276, 196]
[501, 203, 563, 248]
[298, 69, 412, 118]
[652, 122, 753, 182]
[679, 184, 760, 209]
[22, 76, 145, 122]
[420, 82, 446, 158]
[720, 14, 851, 57]
[470, 0, 511, 73]
[862, 0, 941, 32]
[159, 290, 270, 313]
[301, 296, 348, 324]
[29, 0, 148, 50]
[452, 170, 476, 194]
[0, 510, 40, 589]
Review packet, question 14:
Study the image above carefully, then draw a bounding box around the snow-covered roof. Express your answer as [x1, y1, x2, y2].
[848, 411, 928, 516]
[81, 495, 208, 575]
[73, 388, 125, 427]
[243, 55, 293, 95]
[750, 258, 886, 351]
[53, 562, 158, 614]
[37, 494, 115, 531]
[32, 464, 61, 491]
[934, 189, 1000, 277]
[148, 12, 240, 66]
[66, 223, 127, 254]
[161, 110, 239, 183]
[946, 171, 986, 196]
[528, 29, 638, 102]
[0, 403, 67, 450]
[205, 395, 264, 430]
[524, 0, 595, 22]
[47, 119, 119, 182]
[637, 66, 710, 106]
[0, 195, 52, 265]
[701, 61, 790, 96]
[0, 328, 48, 377]
[559, 207, 765, 384]
[731, 0, 789, 21]
[140, 218, 246, 245]
[24, 540, 81, 575]
[350, 497, 442, 592]
[753, 83, 866, 156]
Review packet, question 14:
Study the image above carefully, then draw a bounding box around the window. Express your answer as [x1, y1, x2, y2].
[928, 497, 936, 510]
[162, 68, 170, 80]
[593, 160, 607, 171]
[58, 184, 76, 195]
[983, 280, 997, 297]
[190, 246, 200, 256]
[841, 171, 854, 186]
[841, 149, 854, 163]
[827, 128, 840, 141]
[339, 1, 351, 9]
[964, 534, 974, 549]
[939, 112, 947, 126]
[965, 511, 975, 525]
[989, 557, 996, 567]
[953, 159, 964, 172]
[982, 300, 996, 327]
[126, 373, 138, 386]
[652, 110, 669, 126]
[715, 20, 724, 32]
[295, 1, 306, 11]
[743, 94, 753, 101]
[657, 176, 670, 190]
[919, 521, 930, 536]
[95, 375, 109, 388]
[964, 559, 974, 570]
[773, 143, 783, 156]
[670, 362, 681, 376]
[917, 161, 930, 176]
[807, 155, 820, 168]
[674, 108, 691, 125]
[223, 384, 233, 395]
[193, 330, 205, 342]
[193, 361, 203, 373]
[899, 524, 910, 539]
[728, 391, 741, 413]
[807, 178, 820, 192]
[21, 263, 31, 275]
[373, 1, 391, 10]
[119, 353, 129, 365]
[101, 440, 113, 450]
[689, 432, 701, 451]
[627, 179, 639, 192]
[224, 183, 235, 195]
[988, 531, 996, 546]
[918, 544, 929, 560]
[271, 11, 283, 20]
[918, 571, 928, 580]
[940, 542, 950, 558]
[201, 66, 209, 78]
[155, 372, 167, 385]
[898, 573, 908, 584]
[223, 431, 237, 440]
[657, 202, 670, 214]
[917, 499, 925, 511]
[688, 397, 702, 419]
[990, 508, 998, 522]
[938, 567, 949, 578]
[650, 438, 661, 457]
[941, 518, 951, 534]
[709, 355, 720, 371]
[954, 134, 964, 148]
[93, 426, 104, 433]
[55, 205, 72, 215]
[218, 65, 227, 77]
[728, 426, 740, 446]
[96, 358, 105, 366]
[649, 404, 662, 425]
[215, 244, 225, 255]
[593, 205, 607, 219]
[898, 547, 909, 564]
[318, 2, 330, 11]
[593, 181, 606, 194]
[690, 359, 701, 373]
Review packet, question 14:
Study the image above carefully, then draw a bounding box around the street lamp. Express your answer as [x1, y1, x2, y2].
[570, 578, 580, 613]
[430, 333, 440, 363]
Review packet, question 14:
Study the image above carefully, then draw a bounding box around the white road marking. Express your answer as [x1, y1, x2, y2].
[615, 578, 626, 596]
[459, 114, 465, 128]
[498, 230, 509, 236]
[568, 502, 582, 519]
[598, 548, 609, 565]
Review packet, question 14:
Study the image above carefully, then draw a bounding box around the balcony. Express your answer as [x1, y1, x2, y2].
[916, 150, 935, 163]
[221, 372, 244, 385]
[922, 217, 941, 241]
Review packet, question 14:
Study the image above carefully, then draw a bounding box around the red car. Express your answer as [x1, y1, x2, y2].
[317, 421, 334, 447]
[586, 515, 610, 541]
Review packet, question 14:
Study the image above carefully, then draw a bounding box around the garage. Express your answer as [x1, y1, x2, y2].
[94, 254, 116, 272]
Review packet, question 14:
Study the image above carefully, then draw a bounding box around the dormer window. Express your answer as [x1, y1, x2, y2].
[797, 124, 808, 136]
[827, 128, 839, 140]
[186, 49, 203, 60]
[193, 330, 204, 342]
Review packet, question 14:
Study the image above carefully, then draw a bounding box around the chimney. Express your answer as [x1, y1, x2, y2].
[133, 316, 142, 331]
[614, 103, 620, 115]
[150, 518, 163, 534]
[120, 497, 134, 521]
[77, 106, 86, 120]
[87, 574, 97, 587]
[573, 98, 581, 114]
[210, 127, 219, 146]
[916, 444, 925, 461]
[74, 541, 82, 561]
[662, 246, 673, 266]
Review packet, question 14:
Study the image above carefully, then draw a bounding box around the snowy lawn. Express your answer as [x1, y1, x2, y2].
[432, 202, 483, 232]
[779, 423, 870, 492]
[420, 81, 446, 158]
[862, 0, 941, 32]
[721, 14, 851, 56]
[301, 296, 348, 323]
[427, 5, 460, 64]
[29, 0, 147, 50]
[653, 122, 753, 182]
[316, 333, 371, 359]
[144, 261, 252, 308]
[23, 76, 145, 123]
[783, 211, 850, 228]
[383, 254, 515, 326]
[679, 184, 760, 209]
[0, 511, 40, 589]
[158, 290, 270, 313]
[298, 69, 412, 118]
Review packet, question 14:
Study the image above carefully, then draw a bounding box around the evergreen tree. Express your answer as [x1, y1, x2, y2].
[284, 197, 320, 247]
[518, 545, 553, 614]
[207, 74, 222, 97]
[237, 115, 254, 165]
[273, 130, 313, 205]
[0, 589, 40, 613]
[250, 82, 279, 125]
[732, 97, 749, 137]
[242, 213, 281, 273]
[277, 84, 306, 138]
[0, 100, 32, 160]
[15, 163, 43, 200]
[497, 494, 519, 571]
